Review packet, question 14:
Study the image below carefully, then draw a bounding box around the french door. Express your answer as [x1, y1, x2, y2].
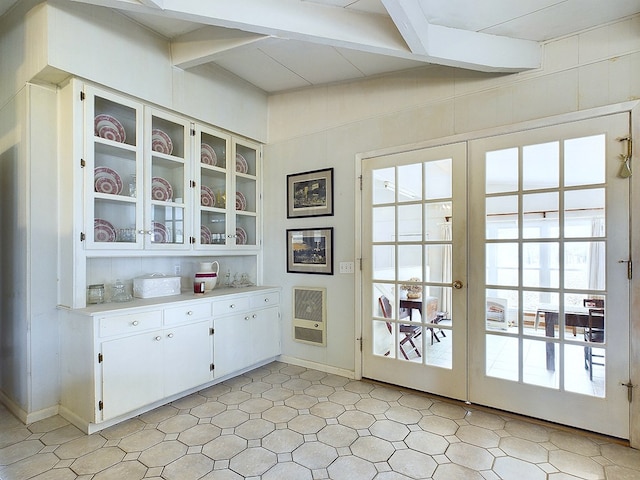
[361, 113, 631, 438]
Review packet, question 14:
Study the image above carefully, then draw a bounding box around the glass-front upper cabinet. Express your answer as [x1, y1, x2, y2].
[233, 139, 260, 248]
[145, 109, 191, 250]
[196, 125, 230, 247]
[85, 86, 144, 250]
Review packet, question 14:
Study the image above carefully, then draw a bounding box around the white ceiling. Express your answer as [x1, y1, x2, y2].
[2, 0, 640, 93]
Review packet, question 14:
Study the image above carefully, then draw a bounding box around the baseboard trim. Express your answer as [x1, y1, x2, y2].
[278, 355, 355, 379]
[0, 391, 59, 425]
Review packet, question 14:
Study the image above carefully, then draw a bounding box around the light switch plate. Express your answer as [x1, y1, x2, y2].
[339, 262, 355, 274]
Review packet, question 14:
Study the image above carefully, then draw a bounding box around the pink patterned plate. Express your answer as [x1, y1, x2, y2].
[236, 226, 247, 245]
[201, 143, 217, 166]
[95, 114, 126, 143]
[235, 153, 248, 174]
[151, 129, 173, 155]
[151, 177, 173, 202]
[152, 221, 169, 243]
[94, 167, 123, 195]
[94, 218, 116, 242]
[235, 191, 246, 211]
[201, 225, 212, 244]
[201, 185, 215, 207]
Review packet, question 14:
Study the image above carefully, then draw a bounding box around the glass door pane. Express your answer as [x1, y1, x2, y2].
[198, 127, 229, 246]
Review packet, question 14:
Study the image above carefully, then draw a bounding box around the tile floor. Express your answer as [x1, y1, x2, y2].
[1, 361, 640, 480]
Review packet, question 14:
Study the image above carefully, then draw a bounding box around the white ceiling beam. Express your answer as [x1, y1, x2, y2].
[71, 0, 540, 72]
[381, 0, 540, 71]
[172, 27, 272, 69]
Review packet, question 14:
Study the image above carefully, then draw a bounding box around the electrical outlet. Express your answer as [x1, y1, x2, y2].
[339, 262, 355, 274]
[174, 265, 181, 275]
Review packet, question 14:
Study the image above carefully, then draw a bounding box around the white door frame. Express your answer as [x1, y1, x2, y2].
[354, 100, 640, 448]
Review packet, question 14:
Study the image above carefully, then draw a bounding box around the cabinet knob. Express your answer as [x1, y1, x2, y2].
[132, 321, 139, 326]
[167, 333, 174, 338]
[187, 311, 193, 316]
[252, 314, 257, 319]
[155, 336, 162, 341]
[230, 304, 236, 309]
[244, 316, 250, 321]
[264, 298, 269, 303]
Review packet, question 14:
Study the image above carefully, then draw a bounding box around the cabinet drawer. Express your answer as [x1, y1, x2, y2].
[164, 303, 211, 325]
[211, 296, 250, 315]
[99, 310, 162, 338]
[250, 291, 280, 309]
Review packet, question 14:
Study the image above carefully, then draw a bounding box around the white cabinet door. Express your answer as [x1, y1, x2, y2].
[250, 307, 281, 364]
[163, 320, 213, 397]
[213, 314, 249, 378]
[101, 331, 163, 420]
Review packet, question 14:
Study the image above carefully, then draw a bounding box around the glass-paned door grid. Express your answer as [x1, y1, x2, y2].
[468, 113, 630, 438]
[362, 143, 468, 401]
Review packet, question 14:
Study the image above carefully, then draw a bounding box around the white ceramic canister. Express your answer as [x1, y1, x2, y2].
[194, 261, 219, 291]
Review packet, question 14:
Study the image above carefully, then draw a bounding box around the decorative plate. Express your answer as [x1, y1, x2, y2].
[94, 166, 123, 195]
[152, 221, 169, 243]
[151, 129, 173, 155]
[94, 218, 117, 242]
[201, 225, 212, 244]
[235, 153, 248, 174]
[151, 176, 173, 202]
[201, 185, 215, 207]
[201, 143, 217, 166]
[236, 226, 247, 245]
[235, 191, 247, 211]
[95, 114, 126, 143]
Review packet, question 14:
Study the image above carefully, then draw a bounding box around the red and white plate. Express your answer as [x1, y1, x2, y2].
[201, 225, 212, 244]
[151, 129, 173, 155]
[201, 185, 215, 207]
[94, 218, 117, 242]
[152, 221, 169, 243]
[201, 143, 217, 166]
[151, 176, 173, 202]
[236, 226, 247, 245]
[235, 191, 247, 211]
[94, 167, 123, 195]
[236, 153, 248, 174]
[95, 114, 126, 143]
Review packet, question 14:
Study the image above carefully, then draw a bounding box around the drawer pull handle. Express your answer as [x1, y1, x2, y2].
[155, 336, 162, 341]
[132, 321, 139, 326]
[187, 311, 193, 316]
[167, 333, 174, 338]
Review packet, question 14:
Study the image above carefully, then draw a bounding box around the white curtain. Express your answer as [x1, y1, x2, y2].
[441, 222, 452, 318]
[588, 217, 605, 291]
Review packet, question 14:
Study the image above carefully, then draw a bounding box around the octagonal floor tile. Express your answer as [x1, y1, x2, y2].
[317, 424, 359, 448]
[229, 447, 277, 477]
[327, 455, 377, 480]
[202, 435, 247, 461]
[351, 435, 395, 462]
[262, 429, 304, 453]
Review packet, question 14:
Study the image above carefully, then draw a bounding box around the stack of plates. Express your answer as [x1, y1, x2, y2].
[236, 153, 248, 174]
[152, 222, 169, 243]
[201, 143, 217, 166]
[94, 167, 123, 195]
[95, 114, 126, 143]
[201, 225, 212, 244]
[235, 191, 247, 211]
[94, 218, 117, 242]
[151, 177, 173, 201]
[236, 227, 247, 245]
[152, 129, 173, 155]
[201, 185, 215, 207]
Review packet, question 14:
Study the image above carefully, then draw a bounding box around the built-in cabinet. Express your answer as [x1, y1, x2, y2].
[60, 287, 280, 434]
[83, 84, 260, 252]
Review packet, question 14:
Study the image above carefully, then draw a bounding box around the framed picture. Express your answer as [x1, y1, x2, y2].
[286, 228, 334, 275]
[287, 168, 334, 218]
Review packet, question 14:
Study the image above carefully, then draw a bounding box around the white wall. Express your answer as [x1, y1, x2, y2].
[263, 16, 640, 375]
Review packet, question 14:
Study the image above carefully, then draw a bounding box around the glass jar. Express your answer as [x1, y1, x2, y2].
[87, 284, 105, 304]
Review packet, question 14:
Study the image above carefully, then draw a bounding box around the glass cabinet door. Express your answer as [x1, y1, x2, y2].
[145, 109, 191, 249]
[196, 125, 230, 247]
[85, 87, 144, 249]
[233, 140, 259, 248]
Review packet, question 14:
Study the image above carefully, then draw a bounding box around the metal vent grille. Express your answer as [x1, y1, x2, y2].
[293, 287, 326, 346]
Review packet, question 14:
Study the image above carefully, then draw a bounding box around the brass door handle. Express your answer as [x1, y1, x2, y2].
[453, 280, 463, 289]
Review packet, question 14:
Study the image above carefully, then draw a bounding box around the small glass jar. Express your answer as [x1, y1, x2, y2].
[87, 284, 105, 304]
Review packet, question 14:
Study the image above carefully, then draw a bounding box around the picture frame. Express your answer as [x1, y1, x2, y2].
[286, 227, 334, 275]
[287, 168, 334, 218]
